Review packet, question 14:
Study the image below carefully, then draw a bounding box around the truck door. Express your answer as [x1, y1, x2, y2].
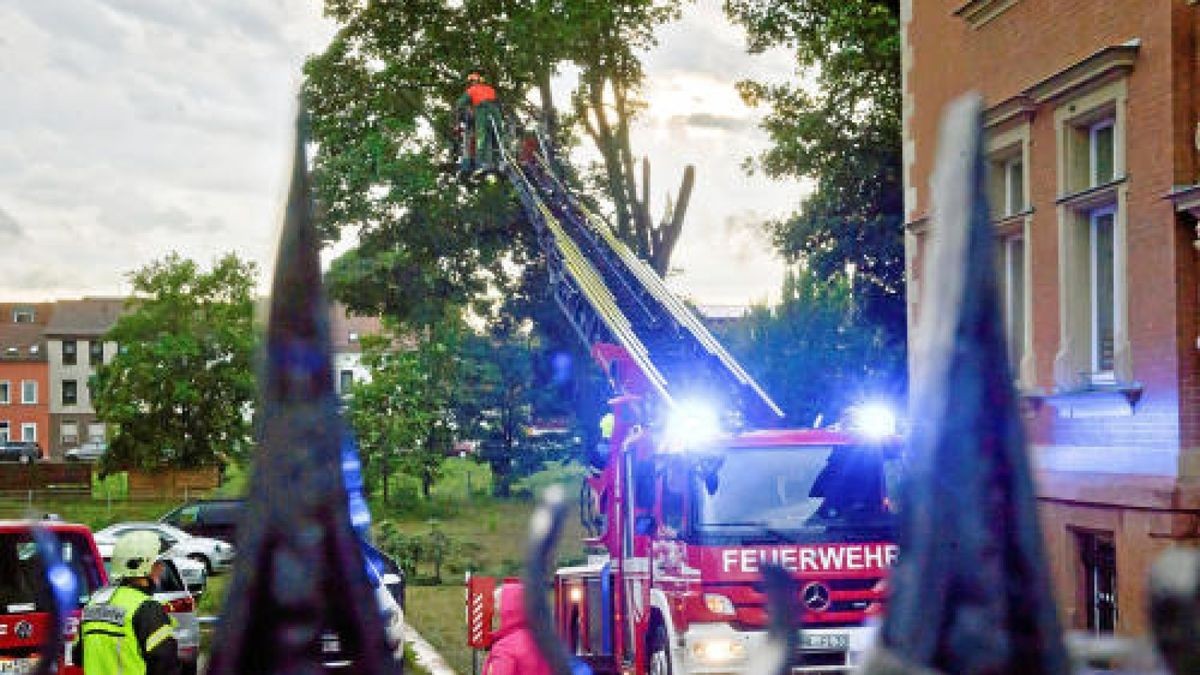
[623, 451, 654, 670]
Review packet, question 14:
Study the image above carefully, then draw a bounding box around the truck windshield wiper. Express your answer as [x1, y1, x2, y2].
[703, 522, 817, 542]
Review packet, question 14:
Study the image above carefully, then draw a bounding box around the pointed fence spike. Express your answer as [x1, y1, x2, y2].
[208, 97, 399, 674]
[861, 93, 1069, 674]
[523, 484, 585, 675]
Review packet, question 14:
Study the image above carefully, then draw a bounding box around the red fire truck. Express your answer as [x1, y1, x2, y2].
[466, 135, 901, 673]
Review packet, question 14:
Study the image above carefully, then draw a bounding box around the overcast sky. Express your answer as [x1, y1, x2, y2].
[0, 0, 800, 306]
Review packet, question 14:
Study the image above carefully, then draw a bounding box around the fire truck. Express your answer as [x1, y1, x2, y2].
[466, 132, 901, 674]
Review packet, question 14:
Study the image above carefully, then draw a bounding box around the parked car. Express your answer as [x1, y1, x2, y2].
[0, 441, 42, 463]
[160, 498, 244, 544]
[0, 519, 108, 675]
[93, 522, 235, 575]
[63, 441, 107, 463]
[152, 557, 200, 675]
[169, 555, 207, 597]
[320, 541, 406, 669]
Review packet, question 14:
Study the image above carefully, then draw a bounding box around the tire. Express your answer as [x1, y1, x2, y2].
[648, 624, 672, 675]
[188, 553, 212, 576]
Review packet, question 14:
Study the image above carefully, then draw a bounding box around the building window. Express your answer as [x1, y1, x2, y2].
[997, 234, 1026, 374]
[62, 340, 77, 366]
[990, 153, 1025, 219]
[21, 423, 35, 443]
[1090, 119, 1115, 186]
[62, 380, 78, 406]
[89, 341, 104, 366]
[88, 423, 106, 443]
[1077, 531, 1117, 633]
[60, 420, 78, 445]
[1089, 209, 1116, 380]
[21, 380, 36, 405]
[339, 369, 355, 395]
[12, 307, 34, 323]
[0, 381, 8, 405]
[0, 422, 8, 442]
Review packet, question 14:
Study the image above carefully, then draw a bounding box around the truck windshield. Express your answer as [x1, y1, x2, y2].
[0, 532, 105, 614]
[693, 445, 894, 543]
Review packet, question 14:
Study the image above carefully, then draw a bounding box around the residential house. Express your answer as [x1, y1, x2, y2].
[0, 303, 54, 456]
[43, 298, 125, 457]
[329, 303, 385, 399]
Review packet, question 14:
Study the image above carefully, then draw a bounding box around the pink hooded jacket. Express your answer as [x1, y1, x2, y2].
[482, 583, 554, 675]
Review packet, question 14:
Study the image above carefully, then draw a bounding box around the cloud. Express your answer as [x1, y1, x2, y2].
[0, 206, 25, 238]
[669, 113, 750, 133]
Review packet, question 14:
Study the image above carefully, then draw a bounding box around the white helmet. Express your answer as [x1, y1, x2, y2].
[111, 531, 160, 579]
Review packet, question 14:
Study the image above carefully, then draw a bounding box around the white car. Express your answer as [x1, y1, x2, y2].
[93, 522, 235, 575]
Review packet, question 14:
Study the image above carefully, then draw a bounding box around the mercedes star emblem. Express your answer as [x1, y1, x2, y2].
[14, 621, 33, 639]
[802, 582, 832, 612]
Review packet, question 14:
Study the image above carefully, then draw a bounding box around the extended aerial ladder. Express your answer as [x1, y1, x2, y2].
[496, 130, 784, 429]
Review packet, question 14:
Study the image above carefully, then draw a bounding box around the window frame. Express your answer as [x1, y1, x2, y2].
[62, 340, 77, 366]
[60, 420, 78, 446]
[0, 381, 9, 405]
[88, 340, 103, 366]
[62, 379, 79, 407]
[0, 422, 9, 443]
[1088, 207, 1117, 382]
[999, 233, 1027, 375]
[20, 423, 36, 443]
[1088, 118, 1115, 187]
[20, 380, 36, 405]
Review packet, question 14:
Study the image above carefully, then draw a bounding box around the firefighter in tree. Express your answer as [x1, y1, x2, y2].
[456, 71, 501, 175]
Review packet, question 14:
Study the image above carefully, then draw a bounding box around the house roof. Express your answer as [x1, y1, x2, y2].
[328, 303, 385, 353]
[43, 298, 127, 337]
[0, 303, 54, 362]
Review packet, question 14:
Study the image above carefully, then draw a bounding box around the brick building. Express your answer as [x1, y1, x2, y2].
[0, 303, 54, 457]
[903, 1, 1200, 635]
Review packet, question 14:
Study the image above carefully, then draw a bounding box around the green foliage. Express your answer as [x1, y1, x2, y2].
[718, 266, 899, 425]
[725, 0, 906, 366]
[92, 253, 258, 473]
[348, 320, 466, 500]
[375, 519, 483, 585]
[456, 329, 582, 498]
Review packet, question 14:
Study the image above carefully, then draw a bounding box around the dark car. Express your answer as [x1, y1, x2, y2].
[319, 541, 406, 669]
[159, 499, 244, 544]
[0, 441, 41, 463]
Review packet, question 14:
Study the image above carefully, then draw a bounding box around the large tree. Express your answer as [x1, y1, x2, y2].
[305, 0, 694, 326]
[92, 253, 258, 472]
[724, 0, 905, 357]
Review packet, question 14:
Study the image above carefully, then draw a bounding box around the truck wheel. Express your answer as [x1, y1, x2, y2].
[648, 624, 672, 675]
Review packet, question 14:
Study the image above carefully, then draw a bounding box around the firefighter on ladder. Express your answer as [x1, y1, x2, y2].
[456, 71, 501, 177]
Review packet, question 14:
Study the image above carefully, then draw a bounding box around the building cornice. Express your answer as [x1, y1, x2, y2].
[953, 0, 1019, 29]
[1025, 40, 1140, 104]
[984, 95, 1036, 129]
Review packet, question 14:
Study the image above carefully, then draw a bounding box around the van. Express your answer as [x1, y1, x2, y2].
[160, 499, 244, 544]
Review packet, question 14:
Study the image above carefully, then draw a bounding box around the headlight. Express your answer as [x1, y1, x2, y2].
[691, 638, 746, 664]
[703, 593, 735, 616]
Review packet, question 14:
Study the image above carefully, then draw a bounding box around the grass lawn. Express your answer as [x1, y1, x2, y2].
[0, 495, 178, 530]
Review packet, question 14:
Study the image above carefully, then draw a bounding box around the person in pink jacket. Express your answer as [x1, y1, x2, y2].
[483, 582, 554, 675]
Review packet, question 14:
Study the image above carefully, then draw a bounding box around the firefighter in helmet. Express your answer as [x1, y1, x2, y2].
[75, 530, 180, 675]
[456, 71, 501, 175]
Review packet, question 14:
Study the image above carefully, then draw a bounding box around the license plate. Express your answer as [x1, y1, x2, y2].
[0, 657, 37, 674]
[800, 632, 849, 650]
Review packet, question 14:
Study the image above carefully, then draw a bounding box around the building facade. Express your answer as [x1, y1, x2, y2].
[43, 298, 124, 457]
[0, 303, 54, 456]
[903, 1, 1200, 635]
[329, 303, 385, 399]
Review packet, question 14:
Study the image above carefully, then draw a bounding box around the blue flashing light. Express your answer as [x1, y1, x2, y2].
[850, 403, 897, 439]
[664, 399, 720, 450]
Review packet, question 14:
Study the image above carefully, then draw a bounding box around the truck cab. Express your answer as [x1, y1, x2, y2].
[565, 425, 900, 674]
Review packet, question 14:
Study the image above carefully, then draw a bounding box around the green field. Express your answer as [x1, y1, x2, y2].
[0, 458, 590, 674]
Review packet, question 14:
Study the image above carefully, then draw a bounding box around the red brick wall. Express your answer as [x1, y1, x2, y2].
[0, 362, 51, 458]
